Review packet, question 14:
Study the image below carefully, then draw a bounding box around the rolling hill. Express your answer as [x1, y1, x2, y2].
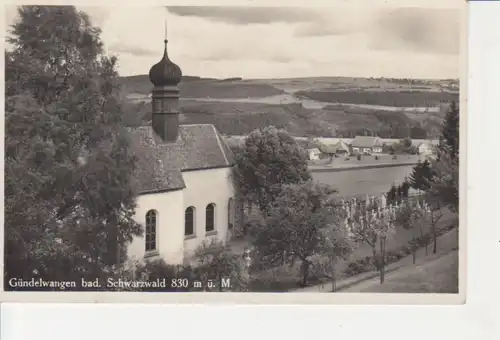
[119, 75, 458, 139]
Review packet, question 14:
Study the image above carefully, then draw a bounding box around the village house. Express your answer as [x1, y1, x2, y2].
[126, 39, 237, 265]
[306, 148, 322, 161]
[415, 140, 438, 160]
[318, 139, 350, 157]
[350, 136, 383, 154]
[416, 141, 433, 156]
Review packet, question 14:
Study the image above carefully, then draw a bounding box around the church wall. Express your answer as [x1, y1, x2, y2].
[181, 166, 235, 259]
[128, 190, 185, 265]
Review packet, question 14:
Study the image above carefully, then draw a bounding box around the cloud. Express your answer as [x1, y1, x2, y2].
[108, 43, 156, 57]
[4, 5, 460, 79]
[167, 6, 319, 25]
[292, 9, 375, 38]
[371, 7, 460, 55]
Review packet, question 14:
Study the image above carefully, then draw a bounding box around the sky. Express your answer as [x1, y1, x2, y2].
[4, 2, 462, 79]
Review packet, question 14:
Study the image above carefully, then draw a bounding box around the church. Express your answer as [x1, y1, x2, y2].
[126, 39, 237, 265]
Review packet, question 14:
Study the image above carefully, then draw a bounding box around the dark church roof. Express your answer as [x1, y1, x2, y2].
[148, 40, 182, 87]
[128, 124, 235, 194]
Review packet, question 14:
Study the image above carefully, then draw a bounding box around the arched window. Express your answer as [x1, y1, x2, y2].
[228, 198, 235, 230]
[145, 210, 157, 252]
[185, 206, 195, 236]
[205, 203, 215, 232]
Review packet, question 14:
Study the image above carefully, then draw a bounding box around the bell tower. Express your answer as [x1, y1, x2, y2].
[148, 38, 182, 142]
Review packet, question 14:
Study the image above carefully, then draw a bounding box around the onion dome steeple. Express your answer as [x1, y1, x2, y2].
[148, 39, 182, 87]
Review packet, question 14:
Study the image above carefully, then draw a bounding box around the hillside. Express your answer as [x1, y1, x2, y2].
[120, 75, 285, 99]
[120, 75, 458, 139]
[295, 89, 459, 108]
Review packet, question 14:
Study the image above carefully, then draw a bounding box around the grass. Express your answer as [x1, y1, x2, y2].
[340, 227, 459, 293]
[356, 250, 459, 293]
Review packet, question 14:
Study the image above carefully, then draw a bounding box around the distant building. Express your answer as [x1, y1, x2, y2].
[350, 136, 383, 154]
[417, 141, 433, 156]
[306, 148, 322, 161]
[318, 140, 350, 156]
[416, 141, 437, 161]
[127, 39, 237, 265]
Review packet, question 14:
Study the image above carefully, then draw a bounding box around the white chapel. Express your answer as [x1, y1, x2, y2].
[126, 38, 237, 265]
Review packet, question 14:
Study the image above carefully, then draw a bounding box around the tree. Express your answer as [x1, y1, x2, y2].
[439, 100, 459, 159]
[429, 100, 459, 213]
[318, 219, 353, 292]
[4, 6, 141, 290]
[402, 137, 412, 149]
[396, 198, 430, 263]
[424, 193, 444, 254]
[232, 126, 311, 215]
[194, 240, 249, 292]
[343, 196, 397, 284]
[429, 146, 459, 213]
[386, 184, 398, 204]
[249, 181, 338, 287]
[408, 160, 433, 191]
[401, 180, 410, 198]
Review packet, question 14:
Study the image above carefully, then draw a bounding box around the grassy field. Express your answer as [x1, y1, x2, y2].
[120, 75, 457, 139]
[354, 250, 459, 293]
[295, 89, 459, 108]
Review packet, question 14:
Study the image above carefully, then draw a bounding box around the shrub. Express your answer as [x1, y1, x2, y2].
[385, 251, 405, 264]
[343, 256, 376, 277]
[129, 259, 199, 292]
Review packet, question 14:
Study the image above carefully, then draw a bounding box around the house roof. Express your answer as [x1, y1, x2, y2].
[351, 136, 382, 148]
[128, 124, 235, 194]
[307, 148, 321, 154]
[318, 140, 349, 154]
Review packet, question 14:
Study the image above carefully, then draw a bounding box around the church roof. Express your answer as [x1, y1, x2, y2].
[128, 124, 235, 194]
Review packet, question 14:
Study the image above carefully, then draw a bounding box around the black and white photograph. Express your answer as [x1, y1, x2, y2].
[2, 2, 462, 299]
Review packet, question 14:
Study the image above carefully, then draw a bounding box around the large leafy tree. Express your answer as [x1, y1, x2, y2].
[232, 126, 311, 214]
[4, 6, 141, 290]
[249, 181, 339, 287]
